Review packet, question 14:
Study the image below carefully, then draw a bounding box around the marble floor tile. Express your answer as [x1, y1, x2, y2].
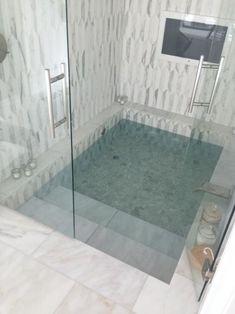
[175, 248, 193, 280]
[18, 197, 74, 237]
[88, 226, 178, 283]
[133, 274, 199, 314]
[133, 275, 169, 314]
[18, 197, 98, 241]
[0, 205, 52, 255]
[55, 283, 132, 314]
[33, 232, 147, 309]
[0, 240, 74, 314]
[107, 210, 185, 260]
[165, 274, 199, 314]
[44, 186, 117, 225]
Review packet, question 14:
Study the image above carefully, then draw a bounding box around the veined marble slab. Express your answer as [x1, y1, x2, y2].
[133, 274, 198, 314]
[0, 204, 199, 314]
[55, 283, 132, 314]
[0, 240, 74, 314]
[33, 232, 147, 309]
[0, 205, 52, 254]
[18, 196, 98, 241]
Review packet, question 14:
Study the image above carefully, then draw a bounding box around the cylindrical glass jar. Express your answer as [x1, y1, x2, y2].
[197, 223, 217, 246]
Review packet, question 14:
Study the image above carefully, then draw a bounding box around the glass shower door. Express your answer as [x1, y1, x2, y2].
[64, 0, 235, 293]
[0, 0, 75, 237]
[185, 15, 235, 300]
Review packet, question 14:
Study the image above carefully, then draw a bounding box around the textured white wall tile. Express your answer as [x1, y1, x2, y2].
[68, 0, 125, 130]
[119, 0, 235, 130]
[1, 0, 235, 187]
[0, 0, 69, 182]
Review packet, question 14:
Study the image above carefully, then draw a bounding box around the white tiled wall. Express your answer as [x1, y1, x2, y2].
[0, 0, 69, 182]
[1, 0, 235, 185]
[0, 105, 123, 210]
[119, 0, 235, 128]
[68, 0, 126, 129]
[0, 0, 126, 183]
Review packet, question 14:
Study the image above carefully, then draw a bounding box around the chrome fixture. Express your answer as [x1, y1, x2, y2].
[188, 55, 225, 114]
[45, 63, 68, 138]
[201, 247, 217, 282]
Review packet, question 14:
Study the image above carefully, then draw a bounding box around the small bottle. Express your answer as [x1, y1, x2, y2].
[11, 168, 22, 180]
[24, 166, 32, 177]
[21, 164, 32, 177]
[28, 158, 37, 169]
[197, 223, 217, 246]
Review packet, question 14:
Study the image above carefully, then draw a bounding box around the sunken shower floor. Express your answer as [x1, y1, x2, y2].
[18, 119, 222, 283]
[73, 120, 222, 237]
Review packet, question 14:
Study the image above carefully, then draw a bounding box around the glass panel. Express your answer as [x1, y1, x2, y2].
[67, 1, 196, 284]
[67, 1, 235, 292]
[0, 0, 75, 237]
[185, 15, 235, 299]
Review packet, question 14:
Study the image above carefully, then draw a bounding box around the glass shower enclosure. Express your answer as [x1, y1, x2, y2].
[0, 0, 75, 236]
[1, 0, 235, 303]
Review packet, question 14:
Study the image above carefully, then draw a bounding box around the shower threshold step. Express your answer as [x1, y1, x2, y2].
[87, 225, 178, 283]
[18, 194, 179, 283]
[18, 197, 98, 242]
[18, 186, 185, 283]
[41, 186, 185, 261]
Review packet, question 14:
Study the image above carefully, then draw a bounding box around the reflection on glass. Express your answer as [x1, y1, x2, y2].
[162, 18, 228, 63]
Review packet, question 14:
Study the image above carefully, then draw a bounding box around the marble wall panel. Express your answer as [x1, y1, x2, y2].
[0, 0, 69, 182]
[1, 0, 235, 186]
[119, 0, 235, 128]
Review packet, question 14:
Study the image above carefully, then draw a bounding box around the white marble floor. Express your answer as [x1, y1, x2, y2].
[18, 186, 185, 283]
[0, 204, 199, 314]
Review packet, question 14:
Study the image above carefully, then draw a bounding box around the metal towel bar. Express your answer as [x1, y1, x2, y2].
[45, 63, 68, 138]
[188, 55, 225, 114]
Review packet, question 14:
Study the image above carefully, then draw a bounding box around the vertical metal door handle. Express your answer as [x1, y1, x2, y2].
[45, 68, 56, 138]
[45, 63, 68, 138]
[188, 55, 204, 113]
[61, 63, 68, 129]
[207, 56, 225, 114]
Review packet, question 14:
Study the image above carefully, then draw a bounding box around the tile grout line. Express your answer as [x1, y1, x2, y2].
[29, 230, 149, 310]
[52, 282, 76, 314]
[130, 275, 152, 312]
[0, 237, 76, 284]
[0, 235, 77, 281]
[0, 227, 53, 256]
[29, 229, 68, 256]
[33, 249, 141, 311]
[0, 233, 150, 313]
[84, 206, 119, 243]
[52, 279, 134, 314]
